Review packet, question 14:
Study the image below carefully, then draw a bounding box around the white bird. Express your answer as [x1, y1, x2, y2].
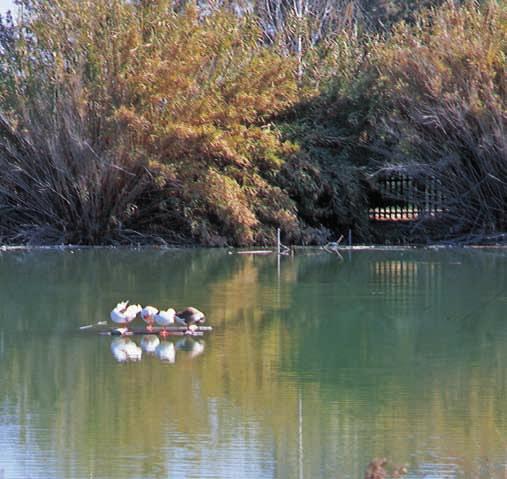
[110, 338, 142, 363]
[155, 308, 176, 335]
[156, 341, 176, 363]
[110, 301, 142, 330]
[141, 305, 159, 331]
[140, 334, 160, 353]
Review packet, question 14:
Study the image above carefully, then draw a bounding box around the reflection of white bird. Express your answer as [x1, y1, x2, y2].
[140, 335, 160, 353]
[111, 301, 142, 330]
[176, 337, 205, 359]
[110, 338, 142, 363]
[156, 341, 176, 363]
[175, 307, 206, 330]
[155, 308, 176, 335]
[141, 306, 158, 331]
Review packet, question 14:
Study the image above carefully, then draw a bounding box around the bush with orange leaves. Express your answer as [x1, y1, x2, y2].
[0, 1, 301, 245]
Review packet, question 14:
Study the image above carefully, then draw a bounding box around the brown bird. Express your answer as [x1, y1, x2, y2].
[175, 307, 206, 330]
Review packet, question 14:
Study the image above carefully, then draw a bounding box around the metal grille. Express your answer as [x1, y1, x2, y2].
[368, 174, 443, 222]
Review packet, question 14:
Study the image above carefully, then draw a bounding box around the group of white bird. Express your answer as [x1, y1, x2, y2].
[110, 336, 205, 363]
[110, 301, 206, 332]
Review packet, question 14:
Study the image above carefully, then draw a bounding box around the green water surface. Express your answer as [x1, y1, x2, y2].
[0, 248, 506, 479]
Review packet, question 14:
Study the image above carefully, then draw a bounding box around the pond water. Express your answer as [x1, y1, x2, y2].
[0, 247, 506, 479]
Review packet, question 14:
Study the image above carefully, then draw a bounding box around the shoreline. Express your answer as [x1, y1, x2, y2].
[1, 242, 506, 253]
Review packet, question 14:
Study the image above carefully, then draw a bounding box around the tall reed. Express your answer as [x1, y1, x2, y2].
[0, 96, 182, 245]
[375, 0, 507, 239]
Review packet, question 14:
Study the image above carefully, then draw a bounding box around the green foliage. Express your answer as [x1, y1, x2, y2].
[278, 0, 506, 242]
[276, 30, 382, 241]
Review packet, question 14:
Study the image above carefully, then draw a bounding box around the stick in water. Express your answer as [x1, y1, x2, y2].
[79, 321, 108, 330]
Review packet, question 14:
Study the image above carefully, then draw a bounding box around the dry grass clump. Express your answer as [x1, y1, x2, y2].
[375, 1, 507, 239]
[0, 99, 182, 245]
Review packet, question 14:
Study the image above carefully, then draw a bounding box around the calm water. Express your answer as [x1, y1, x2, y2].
[0, 247, 506, 479]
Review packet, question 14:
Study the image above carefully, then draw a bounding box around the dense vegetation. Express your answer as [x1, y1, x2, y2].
[0, 0, 505, 245]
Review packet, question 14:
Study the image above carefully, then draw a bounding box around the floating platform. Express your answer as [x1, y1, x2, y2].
[102, 325, 213, 337]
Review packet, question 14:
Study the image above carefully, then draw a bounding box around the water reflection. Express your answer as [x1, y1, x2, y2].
[369, 258, 444, 311]
[110, 335, 206, 364]
[0, 248, 506, 479]
[140, 334, 160, 353]
[110, 337, 142, 362]
[155, 340, 176, 363]
[175, 337, 206, 359]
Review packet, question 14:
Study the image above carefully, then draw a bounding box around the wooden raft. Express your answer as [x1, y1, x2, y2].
[103, 325, 213, 337]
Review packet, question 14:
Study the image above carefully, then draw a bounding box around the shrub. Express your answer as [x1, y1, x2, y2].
[0, 94, 184, 244]
[0, 1, 301, 245]
[375, 0, 507, 238]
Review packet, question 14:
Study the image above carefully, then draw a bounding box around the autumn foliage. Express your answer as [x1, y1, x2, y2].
[0, 0, 505, 245]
